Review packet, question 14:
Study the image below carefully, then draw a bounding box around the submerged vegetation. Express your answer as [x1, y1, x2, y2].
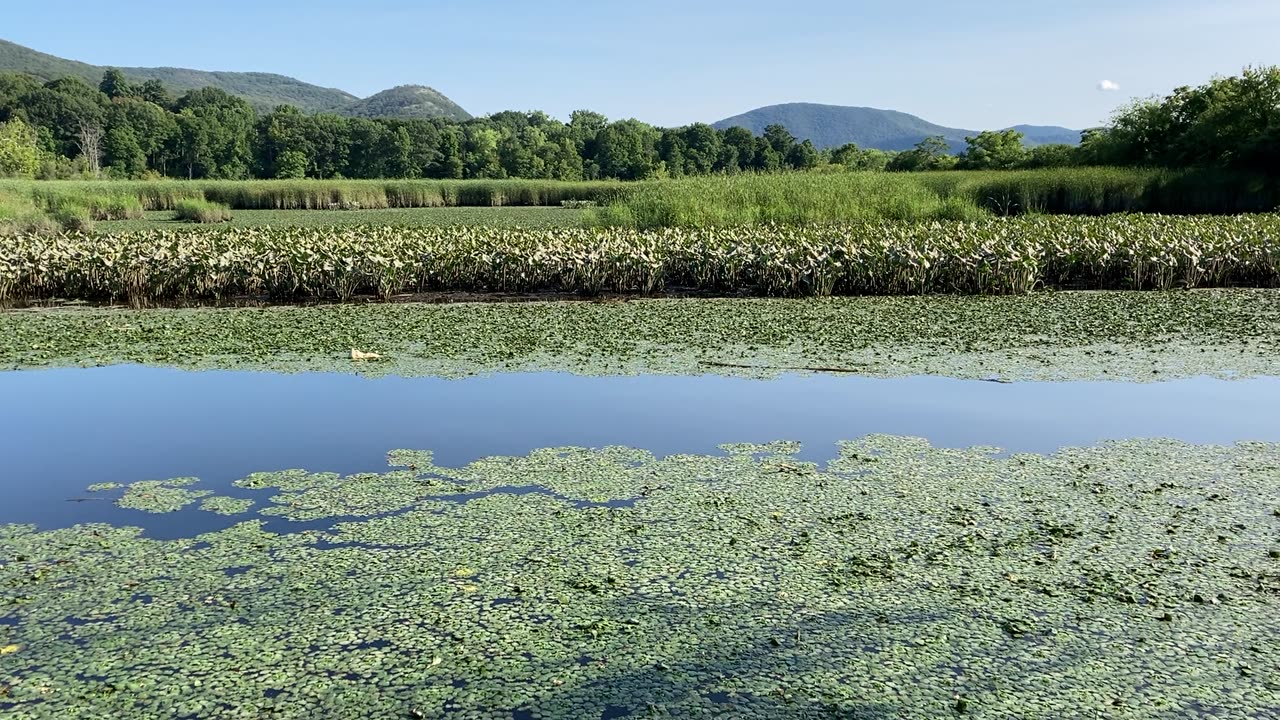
[3, 437, 1280, 718]
[2, 290, 1278, 381]
[0, 215, 1276, 305]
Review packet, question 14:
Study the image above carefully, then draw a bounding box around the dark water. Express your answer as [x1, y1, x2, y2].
[2, 365, 1278, 534]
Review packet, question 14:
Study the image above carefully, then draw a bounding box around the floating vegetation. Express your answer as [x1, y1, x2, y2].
[4, 437, 1280, 718]
[2, 289, 1278, 381]
[1, 214, 1278, 305]
[197, 496, 255, 516]
[114, 478, 212, 514]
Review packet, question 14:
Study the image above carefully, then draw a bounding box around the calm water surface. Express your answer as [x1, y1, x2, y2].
[2, 366, 1278, 534]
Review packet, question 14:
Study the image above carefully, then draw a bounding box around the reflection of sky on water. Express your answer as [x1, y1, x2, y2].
[2, 366, 1277, 532]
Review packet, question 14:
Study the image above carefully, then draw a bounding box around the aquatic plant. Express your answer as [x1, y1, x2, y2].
[0, 215, 1277, 305]
[3, 290, 1278, 381]
[3, 437, 1279, 718]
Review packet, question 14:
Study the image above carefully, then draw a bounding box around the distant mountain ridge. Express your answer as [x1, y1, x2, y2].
[0, 38, 470, 120]
[712, 103, 1080, 152]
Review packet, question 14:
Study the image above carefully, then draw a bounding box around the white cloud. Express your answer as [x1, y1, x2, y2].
[1097, 80, 1121, 91]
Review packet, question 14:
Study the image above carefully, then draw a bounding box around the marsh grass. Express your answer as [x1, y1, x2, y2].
[587, 173, 989, 228]
[590, 169, 1280, 228]
[173, 199, 233, 224]
[2, 169, 1275, 232]
[0, 179, 629, 212]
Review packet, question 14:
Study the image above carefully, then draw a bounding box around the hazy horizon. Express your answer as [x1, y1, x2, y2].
[5, 0, 1278, 130]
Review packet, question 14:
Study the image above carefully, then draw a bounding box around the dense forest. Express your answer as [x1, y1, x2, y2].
[0, 66, 1276, 181]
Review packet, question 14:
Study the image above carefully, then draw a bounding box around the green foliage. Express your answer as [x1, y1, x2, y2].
[887, 136, 956, 171]
[173, 198, 233, 224]
[102, 124, 146, 177]
[827, 143, 893, 171]
[274, 150, 309, 179]
[1, 215, 1276, 305]
[3, 432, 1280, 717]
[1097, 65, 1280, 170]
[958, 129, 1029, 170]
[98, 68, 131, 99]
[0, 38, 359, 113]
[97, 206, 588, 232]
[0, 117, 41, 177]
[591, 173, 987, 228]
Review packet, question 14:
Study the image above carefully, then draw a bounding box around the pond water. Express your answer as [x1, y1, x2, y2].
[2, 365, 1278, 535]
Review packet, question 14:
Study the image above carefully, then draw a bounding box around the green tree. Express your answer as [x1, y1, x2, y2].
[137, 79, 173, 109]
[596, 119, 660, 180]
[173, 109, 213, 179]
[308, 114, 350, 178]
[103, 125, 146, 176]
[763, 124, 798, 157]
[463, 125, 503, 178]
[957, 130, 1028, 170]
[376, 123, 416, 178]
[346, 118, 388, 178]
[109, 97, 176, 173]
[1096, 65, 1280, 170]
[275, 150, 308, 179]
[20, 78, 106, 158]
[99, 69, 133, 100]
[681, 123, 722, 174]
[0, 117, 41, 177]
[719, 127, 756, 173]
[0, 73, 42, 123]
[258, 105, 311, 178]
[786, 139, 820, 170]
[887, 136, 955, 171]
[1022, 143, 1078, 169]
[175, 88, 256, 178]
[828, 143, 892, 171]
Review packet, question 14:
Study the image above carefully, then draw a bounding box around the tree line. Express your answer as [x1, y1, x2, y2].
[0, 66, 1275, 181]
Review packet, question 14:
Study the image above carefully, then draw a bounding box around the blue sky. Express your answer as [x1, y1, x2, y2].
[5, 0, 1277, 130]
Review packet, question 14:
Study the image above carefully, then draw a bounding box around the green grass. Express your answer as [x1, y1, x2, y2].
[6, 168, 1278, 233]
[172, 199, 234, 224]
[587, 173, 987, 228]
[589, 168, 1280, 228]
[96, 206, 589, 232]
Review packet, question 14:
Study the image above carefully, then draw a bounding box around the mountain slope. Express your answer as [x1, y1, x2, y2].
[0, 39, 469, 120]
[713, 103, 1078, 152]
[341, 85, 471, 121]
[0, 39, 358, 112]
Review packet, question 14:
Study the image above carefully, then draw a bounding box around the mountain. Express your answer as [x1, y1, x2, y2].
[341, 85, 471, 122]
[1005, 124, 1083, 146]
[0, 39, 468, 119]
[712, 103, 1079, 152]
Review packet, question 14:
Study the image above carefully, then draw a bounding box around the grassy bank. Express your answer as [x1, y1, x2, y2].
[2, 215, 1277, 305]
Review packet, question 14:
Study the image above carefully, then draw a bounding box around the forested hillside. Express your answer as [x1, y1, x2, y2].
[713, 103, 1079, 151]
